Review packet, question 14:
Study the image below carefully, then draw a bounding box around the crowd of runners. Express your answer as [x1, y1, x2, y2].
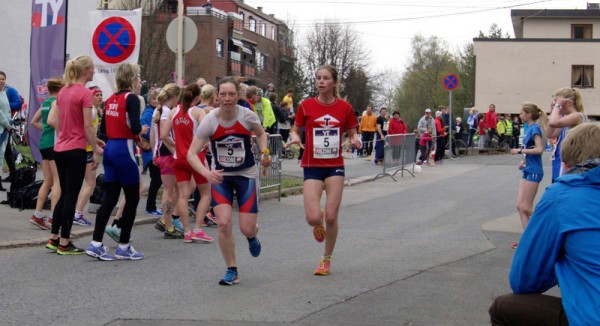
[3, 59, 361, 285]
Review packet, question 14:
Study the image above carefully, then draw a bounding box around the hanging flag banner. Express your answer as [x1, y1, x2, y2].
[89, 8, 141, 97]
[28, 0, 67, 163]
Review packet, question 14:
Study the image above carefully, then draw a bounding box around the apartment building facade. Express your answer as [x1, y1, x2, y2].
[473, 5, 600, 117]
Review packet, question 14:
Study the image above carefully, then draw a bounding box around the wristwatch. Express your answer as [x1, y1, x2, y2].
[518, 148, 523, 154]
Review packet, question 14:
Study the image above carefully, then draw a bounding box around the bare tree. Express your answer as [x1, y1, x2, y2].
[106, 0, 174, 86]
[299, 20, 369, 97]
[109, 0, 163, 14]
[370, 68, 402, 110]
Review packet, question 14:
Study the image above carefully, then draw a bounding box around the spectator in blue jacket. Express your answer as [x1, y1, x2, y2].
[489, 122, 600, 326]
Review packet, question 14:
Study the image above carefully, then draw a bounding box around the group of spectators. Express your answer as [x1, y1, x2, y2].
[355, 105, 407, 165]
[467, 104, 522, 150]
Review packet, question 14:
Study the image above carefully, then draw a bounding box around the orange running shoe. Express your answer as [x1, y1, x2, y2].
[314, 257, 331, 276]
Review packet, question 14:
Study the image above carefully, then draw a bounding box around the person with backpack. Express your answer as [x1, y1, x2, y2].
[28, 77, 64, 229]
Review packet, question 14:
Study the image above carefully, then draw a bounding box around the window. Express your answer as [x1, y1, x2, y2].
[260, 23, 266, 36]
[249, 17, 256, 32]
[572, 65, 594, 88]
[216, 39, 224, 57]
[271, 26, 276, 40]
[256, 51, 264, 69]
[572, 24, 592, 39]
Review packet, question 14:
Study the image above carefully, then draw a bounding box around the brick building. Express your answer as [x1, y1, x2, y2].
[145, 0, 295, 91]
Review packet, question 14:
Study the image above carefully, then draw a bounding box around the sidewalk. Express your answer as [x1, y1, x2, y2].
[0, 151, 525, 250]
[0, 153, 387, 249]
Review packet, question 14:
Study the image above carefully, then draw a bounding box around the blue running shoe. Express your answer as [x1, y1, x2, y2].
[172, 219, 184, 232]
[146, 209, 163, 216]
[73, 213, 92, 226]
[105, 225, 121, 243]
[248, 237, 261, 257]
[219, 268, 240, 285]
[85, 243, 115, 261]
[115, 244, 144, 260]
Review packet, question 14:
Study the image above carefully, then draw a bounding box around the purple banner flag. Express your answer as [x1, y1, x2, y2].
[28, 0, 67, 163]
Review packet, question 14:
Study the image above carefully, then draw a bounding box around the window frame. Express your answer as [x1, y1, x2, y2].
[571, 65, 594, 88]
[216, 38, 224, 58]
[571, 24, 593, 39]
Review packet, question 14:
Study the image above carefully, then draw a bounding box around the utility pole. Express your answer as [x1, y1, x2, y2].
[177, 0, 184, 85]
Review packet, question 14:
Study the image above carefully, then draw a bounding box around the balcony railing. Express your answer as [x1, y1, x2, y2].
[229, 59, 242, 75]
[243, 63, 256, 77]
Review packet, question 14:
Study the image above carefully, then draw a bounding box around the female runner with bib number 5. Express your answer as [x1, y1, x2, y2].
[187, 77, 271, 286]
[286, 65, 362, 276]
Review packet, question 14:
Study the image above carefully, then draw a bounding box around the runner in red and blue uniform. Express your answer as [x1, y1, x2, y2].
[188, 77, 271, 286]
[85, 63, 146, 261]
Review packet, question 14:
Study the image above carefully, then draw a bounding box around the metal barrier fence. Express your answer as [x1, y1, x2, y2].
[374, 133, 416, 181]
[252, 134, 283, 201]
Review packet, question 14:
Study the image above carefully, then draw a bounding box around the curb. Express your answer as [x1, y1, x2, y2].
[0, 215, 160, 250]
[1, 175, 378, 250]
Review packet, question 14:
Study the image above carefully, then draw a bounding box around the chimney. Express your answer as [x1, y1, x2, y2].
[257, 6, 263, 12]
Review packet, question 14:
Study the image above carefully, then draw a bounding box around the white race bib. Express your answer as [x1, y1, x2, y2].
[383, 121, 389, 132]
[313, 127, 340, 159]
[215, 136, 246, 167]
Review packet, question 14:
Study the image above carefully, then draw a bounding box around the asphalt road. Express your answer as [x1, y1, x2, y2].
[0, 153, 555, 325]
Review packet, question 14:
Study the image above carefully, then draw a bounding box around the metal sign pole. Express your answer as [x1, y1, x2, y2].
[177, 0, 184, 85]
[449, 90, 453, 157]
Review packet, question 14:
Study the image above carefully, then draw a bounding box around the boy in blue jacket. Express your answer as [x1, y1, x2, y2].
[489, 122, 600, 325]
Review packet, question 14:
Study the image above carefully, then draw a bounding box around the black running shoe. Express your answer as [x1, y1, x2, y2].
[56, 242, 85, 255]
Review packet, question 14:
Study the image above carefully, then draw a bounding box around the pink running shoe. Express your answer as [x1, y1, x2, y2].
[190, 229, 214, 243]
[314, 257, 331, 276]
[30, 215, 51, 230]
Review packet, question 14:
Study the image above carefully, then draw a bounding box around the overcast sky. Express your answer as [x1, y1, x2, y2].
[243, 0, 590, 73]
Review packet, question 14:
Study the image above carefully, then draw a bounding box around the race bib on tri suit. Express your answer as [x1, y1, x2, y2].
[313, 127, 340, 159]
[215, 136, 246, 167]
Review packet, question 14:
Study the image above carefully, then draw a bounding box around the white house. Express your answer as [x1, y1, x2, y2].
[473, 5, 600, 118]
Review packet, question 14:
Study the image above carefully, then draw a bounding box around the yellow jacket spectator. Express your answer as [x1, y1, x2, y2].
[359, 112, 377, 133]
[497, 117, 507, 136]
[282, 89, 293, 110]
[505, 119, 513, 136]
[247, 86, 276, 133]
